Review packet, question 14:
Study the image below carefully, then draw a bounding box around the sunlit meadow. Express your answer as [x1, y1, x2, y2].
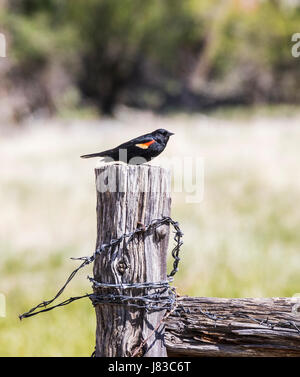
[1, 107, 300, 356]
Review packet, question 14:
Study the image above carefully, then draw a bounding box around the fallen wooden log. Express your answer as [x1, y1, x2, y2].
[165, 296, 300, 357]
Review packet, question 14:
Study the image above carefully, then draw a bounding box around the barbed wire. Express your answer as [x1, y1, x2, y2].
[19, 216, 183, 320]
[18, 212, 300, 356]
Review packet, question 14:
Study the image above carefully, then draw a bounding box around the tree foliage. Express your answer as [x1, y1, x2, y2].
[2, 0, 300, 115]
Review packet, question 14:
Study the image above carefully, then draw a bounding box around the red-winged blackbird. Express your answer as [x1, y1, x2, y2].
[80, 128, 174, 164]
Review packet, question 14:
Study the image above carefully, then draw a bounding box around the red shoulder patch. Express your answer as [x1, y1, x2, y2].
[135, 140, 156, 149]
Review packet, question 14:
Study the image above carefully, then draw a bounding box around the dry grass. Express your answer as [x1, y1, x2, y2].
[1, 107, 300, 355]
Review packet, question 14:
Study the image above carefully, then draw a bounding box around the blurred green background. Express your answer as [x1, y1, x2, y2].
[1, 0, 300, 356]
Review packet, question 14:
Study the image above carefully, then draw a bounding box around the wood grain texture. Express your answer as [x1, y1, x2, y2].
[165, 296, 300, 357]
[93, 164, 171, 357]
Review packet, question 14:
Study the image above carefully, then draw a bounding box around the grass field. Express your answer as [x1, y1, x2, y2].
[1, 107, 300, 356]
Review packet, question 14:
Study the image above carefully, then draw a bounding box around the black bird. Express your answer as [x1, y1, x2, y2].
[80, 128, 174, 164]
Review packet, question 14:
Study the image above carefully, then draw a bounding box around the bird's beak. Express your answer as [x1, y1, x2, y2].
[168, 132, 175, 136]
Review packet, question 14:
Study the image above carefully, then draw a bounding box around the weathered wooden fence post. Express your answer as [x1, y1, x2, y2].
[93, 164, 171, 357]
[18, 164, 300, 357]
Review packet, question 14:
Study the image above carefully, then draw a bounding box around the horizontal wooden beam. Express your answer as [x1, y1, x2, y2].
[165, 296, 300, 357]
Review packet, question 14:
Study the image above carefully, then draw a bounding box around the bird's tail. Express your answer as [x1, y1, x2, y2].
[80, 151, 106, 159]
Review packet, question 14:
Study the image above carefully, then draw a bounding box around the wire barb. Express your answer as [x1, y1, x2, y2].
[19, 216, 184, 320]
